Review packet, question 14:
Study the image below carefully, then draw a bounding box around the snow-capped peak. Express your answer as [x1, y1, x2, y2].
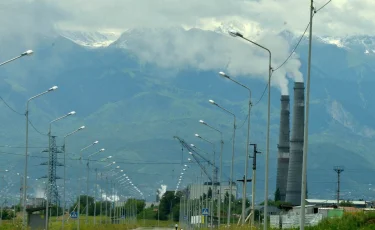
[317, 36, 346, 48]
[58, 30, 122, 48]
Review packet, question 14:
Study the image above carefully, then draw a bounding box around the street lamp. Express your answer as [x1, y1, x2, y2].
[199, 119, 224, 226]
[23, 85, 58, 228]
[218, 71, 252, 225]
[0, 50, 33, 67]
[45, 111, 76, 230]
[77, 141, 99, 229]
[105, 161, 116, 167]
[86, 148, 105, 223]
[208, 99, 236, 227]
[228, 29, 272, 229]
[62, 125, 85, 229]
[195, 133, 215, 229]
[0, 169, 9, 226]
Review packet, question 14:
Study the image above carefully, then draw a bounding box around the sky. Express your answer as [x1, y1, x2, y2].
[0, 0, 373, 94]
[1, 0, 368, 37]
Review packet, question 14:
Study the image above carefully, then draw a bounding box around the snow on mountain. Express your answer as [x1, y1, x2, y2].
[57, 24, 375, 57]
[58, 30, 122, 48]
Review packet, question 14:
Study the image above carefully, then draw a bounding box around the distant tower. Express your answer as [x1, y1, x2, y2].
[334, 166, 344, 206]
[285, 82, 305, 205]
[40, 136, 63, 206]
[276, 95, 290, 201]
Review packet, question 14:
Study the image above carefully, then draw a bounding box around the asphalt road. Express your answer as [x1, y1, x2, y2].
[134, 228, 174, 230]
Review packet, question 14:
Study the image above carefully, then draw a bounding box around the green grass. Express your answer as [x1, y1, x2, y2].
[0, 216, 176, 230]
[2, 212, 375, 230]
[303, 212, 375, 230]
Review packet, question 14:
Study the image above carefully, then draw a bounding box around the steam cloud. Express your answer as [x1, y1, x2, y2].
[34, 187, 46, 199]
[0, 1, 308, 95]
[157, 184, 167, 199]
[119, 27, 303, 95]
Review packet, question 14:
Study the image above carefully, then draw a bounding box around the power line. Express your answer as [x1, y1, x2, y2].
[0, 96, 47, 135]
[252, 20, 311, 106]
[0, 96, 23, 115]
[236, 113, 249, 130]
[0, 145, 46, 148]
[273, 22, 311, 72]
[253, 84, 268, 106]
[315, 0, 332, 13]
[28, 119, 48, 136]
[0, 150, 184, 165]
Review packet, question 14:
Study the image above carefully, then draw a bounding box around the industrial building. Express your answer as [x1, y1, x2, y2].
[305, 199, 367, 208]
[276, 95, 290, 202]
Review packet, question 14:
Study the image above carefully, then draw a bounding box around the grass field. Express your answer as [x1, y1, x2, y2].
[1, 211, 375, 229]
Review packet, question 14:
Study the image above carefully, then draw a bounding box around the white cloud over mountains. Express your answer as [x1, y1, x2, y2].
[0, 0, 372, 94]
[17, 0, 374, 37]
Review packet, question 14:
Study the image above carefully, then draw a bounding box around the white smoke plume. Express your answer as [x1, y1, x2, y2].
[157, 184, 167, 200]
[34, 187, 46, 199]
[118, 27, 303, 95]
[101, 193, 120, 202]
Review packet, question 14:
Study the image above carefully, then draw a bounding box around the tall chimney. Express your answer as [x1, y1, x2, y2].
[276, 95, 290, 202]
[285, 82, 305, 205]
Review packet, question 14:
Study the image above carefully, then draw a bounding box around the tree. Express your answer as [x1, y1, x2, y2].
[208, 187, 212, 199]
[340, 200, 354, 207]
[125, 198, 146, 214]
[274, 188, 281, 201]
[260, 199, 292, 209]
[158, 191, 181, 220]
[69, 195, 95, 215]
[172, 204, 180, 221]
[224, 191, 229, 205]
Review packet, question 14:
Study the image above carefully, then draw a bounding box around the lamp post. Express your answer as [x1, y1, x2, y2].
[195, 133, 215, 230]
[62, 126, 85, 229]
[218, 71, 252, 225]
[228, 30, 272, 229]
[23, 85, 58, 228]
[45, 111, 76, 230]
[98, 156, 112, 224]
[0, 50, 33, 67]
[78, 141, 99, 230]
[0, 169, 9, 226]
[102, 163, 116, 223]
[86, 148, 106, 223]
[199, 120, 223, 226]
[209, 99, 236, 227]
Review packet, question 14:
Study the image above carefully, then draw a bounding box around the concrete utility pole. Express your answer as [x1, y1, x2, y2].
[334, 166, 344, 206]
[299, 0, 314, 229]
[300, 0, 331, 229]
[237, 176, 252, 224]
[249, 143, 261, 227]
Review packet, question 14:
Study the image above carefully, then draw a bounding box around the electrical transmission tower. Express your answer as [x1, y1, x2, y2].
[40, 136, 63, 206]
[333, 166, 344, 206]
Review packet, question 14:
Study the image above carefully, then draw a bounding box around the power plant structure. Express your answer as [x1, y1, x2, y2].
[276, 82, 305, 206]
[275, 95, 290, 202]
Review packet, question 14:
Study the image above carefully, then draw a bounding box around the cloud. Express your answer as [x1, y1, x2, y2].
[1, 0, 373, 94]
[116, 27, 302, 94]
[2, 0, 375, 38]
[37, 0, 375, 37]
[0, 0, 64, 54]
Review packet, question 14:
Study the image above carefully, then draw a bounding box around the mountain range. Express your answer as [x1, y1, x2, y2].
[0, 26, 375, 203]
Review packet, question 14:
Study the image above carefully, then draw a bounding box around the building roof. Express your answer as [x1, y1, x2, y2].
[292, 205, 316, 208]
[306, 199, 366, 205]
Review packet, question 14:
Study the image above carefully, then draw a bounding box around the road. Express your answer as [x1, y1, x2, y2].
[134, 228, 174, 230]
